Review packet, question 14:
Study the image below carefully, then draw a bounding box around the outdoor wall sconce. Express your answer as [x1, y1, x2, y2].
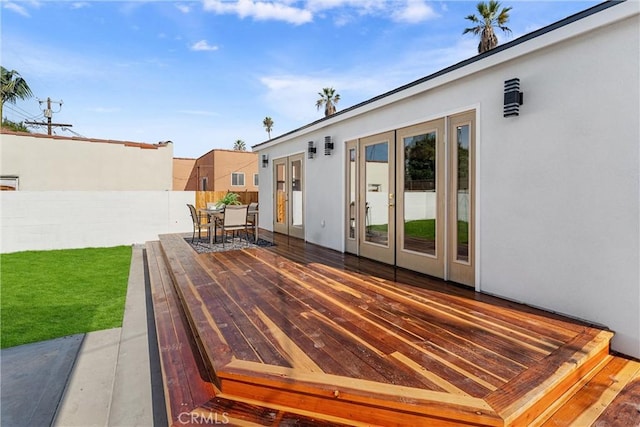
[308, 141, 316, 159]
[504, 78, 524, 117]
[324, 136, 334, 155]
[261, 154, 269, 168]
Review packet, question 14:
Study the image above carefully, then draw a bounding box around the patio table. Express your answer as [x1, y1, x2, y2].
[198, 206, 259, 246]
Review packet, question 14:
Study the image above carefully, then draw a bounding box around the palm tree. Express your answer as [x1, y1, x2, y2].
[1, 67, 33, 121]
[316, 87, 340, 117]
[463, 1, 512, 54]
[262, 116, 274, 139]
[233, 139, 246, 151]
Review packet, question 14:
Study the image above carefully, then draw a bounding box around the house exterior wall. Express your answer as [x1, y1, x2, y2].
[0, 132, 173, 190]
[192, 149, 259, 192]
[255, 2, 640, 358]
[173, 157, 197, 190]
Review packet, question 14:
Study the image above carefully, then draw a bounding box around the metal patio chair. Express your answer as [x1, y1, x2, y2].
[187, 204, 215, 244]
[217, 204, 250, 248]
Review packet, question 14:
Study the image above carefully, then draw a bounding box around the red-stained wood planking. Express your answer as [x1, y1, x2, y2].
[150, 232, 633, 426]
[146, 241, 217, 425]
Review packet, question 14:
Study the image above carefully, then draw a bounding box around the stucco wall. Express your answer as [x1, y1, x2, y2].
[255, 3, 640, 358]
[213, 150, 259, 192]
[0, 191, 195, 253]
[173, 157, 197, 190]
[0, 133, 173, 190]
[194, 150, 259, 192]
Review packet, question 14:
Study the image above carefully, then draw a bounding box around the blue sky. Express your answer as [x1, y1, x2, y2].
[2, 0, 600, 158]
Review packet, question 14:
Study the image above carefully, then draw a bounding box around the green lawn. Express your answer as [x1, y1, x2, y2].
[370, 219, 468, 243]
[1, 246, 132, 349]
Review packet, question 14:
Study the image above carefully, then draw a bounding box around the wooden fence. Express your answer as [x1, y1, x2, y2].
[195, 191, 258, 210]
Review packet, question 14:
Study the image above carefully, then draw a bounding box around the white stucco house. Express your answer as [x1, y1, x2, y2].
[253, 1, 640, 359]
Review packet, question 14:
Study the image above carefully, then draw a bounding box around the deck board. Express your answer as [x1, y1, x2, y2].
[153, 233, 620, 425]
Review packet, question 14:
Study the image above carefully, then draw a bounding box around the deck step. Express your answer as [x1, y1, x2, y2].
[540, 355, 640, 426]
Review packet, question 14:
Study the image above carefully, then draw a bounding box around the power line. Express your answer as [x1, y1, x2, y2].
[4, 104, 42, 122]
[60, 127, 85, 138]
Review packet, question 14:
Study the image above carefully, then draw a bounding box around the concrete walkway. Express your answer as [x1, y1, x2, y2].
[1, 244, 167, 427]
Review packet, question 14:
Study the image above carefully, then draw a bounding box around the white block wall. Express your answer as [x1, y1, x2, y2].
[0, 191, 195, 253]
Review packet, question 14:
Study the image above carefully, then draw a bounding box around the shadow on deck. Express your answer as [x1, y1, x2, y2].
[147, 232, 640, 426]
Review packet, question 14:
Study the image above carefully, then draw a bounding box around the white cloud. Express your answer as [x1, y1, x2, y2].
[392, 0, 438, 24]
[4, 2, 31, 17]
[202, 0, 313, 25]
[260, 74, 329, 122]
[200, 0, 443, 26]
[190, 40, 219, 51]
[71, 2, 90, 10]
[259, 72, 383, 123]
[175, 3, 190, 14]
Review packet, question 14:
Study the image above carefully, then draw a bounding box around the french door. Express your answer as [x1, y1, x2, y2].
[396, 119, 446, 278]
[359, 131, 396, 265]
[346, 111, 475, 287]
[273, 154, 305, 239]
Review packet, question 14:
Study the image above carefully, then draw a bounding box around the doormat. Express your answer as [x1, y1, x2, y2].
[186, 236, 275, 254]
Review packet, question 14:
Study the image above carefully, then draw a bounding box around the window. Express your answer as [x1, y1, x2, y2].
[1, 176, 19, 191]
[231, 172, 245, 186]
[201, 177, 208, 191]
[254, 173, 259, 186]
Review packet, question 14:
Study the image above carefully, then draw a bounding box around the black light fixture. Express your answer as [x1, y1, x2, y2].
[308, 141, 316, 159]
[504, 78, 524, 117]
[261, 154, 269, 168]
[324, 136, 334, 155]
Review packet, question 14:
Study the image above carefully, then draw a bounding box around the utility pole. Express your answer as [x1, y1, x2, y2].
[24, 97, 72, 135]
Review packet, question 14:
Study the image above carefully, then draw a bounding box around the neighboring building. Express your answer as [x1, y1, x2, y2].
[176, 149, 259, 192]
[0, 130, 173, 190]
[253, 1, 640, 358]
[173, 157, 197, 191]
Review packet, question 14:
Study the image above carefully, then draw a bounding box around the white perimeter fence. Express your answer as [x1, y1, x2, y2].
[1, 191, 196, 253]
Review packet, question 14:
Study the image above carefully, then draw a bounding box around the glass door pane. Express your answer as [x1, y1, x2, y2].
[456, 124, 470, 262]
[275, 162, 286, 225]
[364, 142, 389, 246]
[403, 131, 437, 256]
[291, 158, 303, 228]
[348, 147, 357, 240]
[448, 110, 475, 287]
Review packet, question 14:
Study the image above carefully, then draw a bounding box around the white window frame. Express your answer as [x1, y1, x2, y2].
[254, 173, 259, 186]
[231, 172, 245, 186]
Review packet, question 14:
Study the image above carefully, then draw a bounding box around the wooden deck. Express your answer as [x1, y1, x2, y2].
[147, 232, 640, 426]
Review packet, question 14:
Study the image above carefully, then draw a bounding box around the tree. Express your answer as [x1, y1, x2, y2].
[263, 116, 274, 139]
[463, 1, 512, 54]
[1, 67, 33, 121]
[316, 87, 340, 117]
[233, 139, 246, 151]
[2, 118, 30, 132]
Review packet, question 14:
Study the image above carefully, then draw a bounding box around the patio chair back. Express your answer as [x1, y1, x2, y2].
[187, 204, 200, 226]
[187, 203, 210, 243]
[223, 204, 248, 228]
